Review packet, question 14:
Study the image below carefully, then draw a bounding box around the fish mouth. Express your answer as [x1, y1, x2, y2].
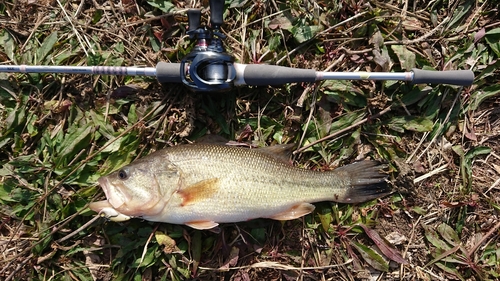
[89, 200, 111, 213]
[88, 177, 131, 222]
[88, 200, 131, 222]
[97, 177, 112, 202]
[97, 177, 126, 210]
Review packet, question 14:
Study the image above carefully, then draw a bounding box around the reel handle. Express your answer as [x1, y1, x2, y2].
[187, 9, 201, 32]
[209, 0, 224, 28]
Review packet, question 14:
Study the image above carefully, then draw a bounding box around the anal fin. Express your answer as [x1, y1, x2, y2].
[268, 203, 315, 221]
[177, 178, 219, 206]
[185, 220, 219, 230]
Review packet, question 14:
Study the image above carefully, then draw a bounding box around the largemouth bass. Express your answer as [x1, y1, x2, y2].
[89, 143, 390, 230]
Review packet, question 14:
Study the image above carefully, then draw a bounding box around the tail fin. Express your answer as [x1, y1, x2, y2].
[335, 161, 391, 203]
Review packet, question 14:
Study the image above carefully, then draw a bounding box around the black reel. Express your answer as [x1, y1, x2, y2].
[180, 0, 235, 92]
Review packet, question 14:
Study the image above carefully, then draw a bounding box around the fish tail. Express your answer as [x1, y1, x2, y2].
[334, 161, 390, 203]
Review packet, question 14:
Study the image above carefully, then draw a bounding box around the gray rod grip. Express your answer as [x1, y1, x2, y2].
[156, 62, 182, 83]
[243, 65, 317, 86]
[412, 68, 474, 86]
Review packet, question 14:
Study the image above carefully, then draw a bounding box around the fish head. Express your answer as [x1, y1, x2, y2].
[89, 154, 181, 220]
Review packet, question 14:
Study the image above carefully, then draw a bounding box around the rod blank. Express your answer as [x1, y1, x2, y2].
[0, 65, 157, 76]
[0, 63, 474, 87]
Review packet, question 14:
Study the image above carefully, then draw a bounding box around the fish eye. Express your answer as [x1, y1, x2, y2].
[118, 169, 128, 180]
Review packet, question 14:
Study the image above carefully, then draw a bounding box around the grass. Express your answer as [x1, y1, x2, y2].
[1, 0, 499, 280]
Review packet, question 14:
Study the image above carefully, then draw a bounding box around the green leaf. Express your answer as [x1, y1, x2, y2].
[470, 84, 500, 111]
[0, 29, 16, 62]
[435, 262, 466, 281]
[465, 146, 491, 161]
[250, 227, 267, 244]
[403, 117, 433, 132]
[400, 87, 432, 106]
[132, 244, 158, 268]
[422, 223, 452, 251]
[128, 103, 138, 124]
[391, 45, 416, 70]
[436, 223, 460, 246]
[316, 203, 332, 232]
[36, 32, 59, 64]
[92, 9, 103, 24]
[268, 35, 281, 51]
[351, 241, 389, 272]
[387, 116, 433, 133]
[56, 124, 93, 167]
[485, 28, 500, 57]
[323, 80, 367, 107]
[289, 24, 321, 43]
[147, 0, 175, 13]
[446, 1, 472, 32]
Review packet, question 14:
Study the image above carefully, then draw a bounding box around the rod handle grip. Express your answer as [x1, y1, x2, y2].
[412, 68, 474, 86]
[156, 62, 182, 83]
[239, 64, 316, 86]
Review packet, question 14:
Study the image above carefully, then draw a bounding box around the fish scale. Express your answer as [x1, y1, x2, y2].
[89, 143, 390, 230]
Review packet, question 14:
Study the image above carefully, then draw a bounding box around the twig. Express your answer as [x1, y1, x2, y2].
[484, 177, 500, 195]
[413, 163, 449, 183]
[134, 224, 159, 276]
[198, 259, 353, 272]
[296, 86, 319, 153]
[385, 17, 450, 45]
[121, 9, 190, 28]
[295, 106, 392, 154]
[20, 14, 49, 52]
[400, 215, 422, 279]
[56, 213, 103, 243]
[297, 53, 345, 108]
[411, 88, 461, 163]
[425, 244, 461, 267]
[467, 220, 500, 257]
[56, 0, 93, 56]
[5, 254, 33, 281]
[411, 265, 448, 281]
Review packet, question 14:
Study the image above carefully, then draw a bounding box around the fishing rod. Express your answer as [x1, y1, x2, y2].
[0, 0, 474, 92]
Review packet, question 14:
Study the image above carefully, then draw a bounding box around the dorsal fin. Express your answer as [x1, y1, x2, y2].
[256, 143, 296, 163]
[196, 134, 229, 145]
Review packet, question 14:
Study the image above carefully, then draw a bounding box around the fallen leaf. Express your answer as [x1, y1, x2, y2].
[474, 27, 486, 44]
[358, 224, 408, 264]
[155, 231, 179, 254]
[268, 16, 292, 30]
[220, 246, 240, 269]
[385, 232, 408, 245]
[351, 241, 390, 271]
[111, 84, 142, 98]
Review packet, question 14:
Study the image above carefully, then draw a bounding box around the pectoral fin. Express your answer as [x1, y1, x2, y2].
[185, 220, 219, 230]
[177, 178, 220, 206]
[268, 203, 315, 221]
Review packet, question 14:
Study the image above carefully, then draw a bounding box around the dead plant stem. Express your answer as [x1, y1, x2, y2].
[295, 106, 392, 154]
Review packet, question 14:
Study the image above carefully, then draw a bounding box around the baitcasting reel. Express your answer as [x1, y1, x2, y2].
[180, 0, 235, 92]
